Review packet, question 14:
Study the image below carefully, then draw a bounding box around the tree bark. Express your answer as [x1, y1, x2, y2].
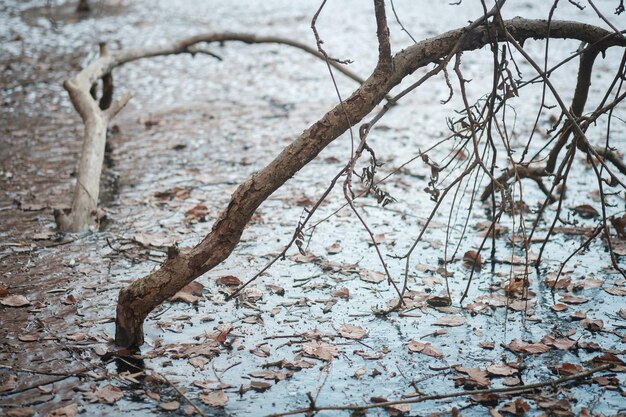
[113, 19, 625, 347]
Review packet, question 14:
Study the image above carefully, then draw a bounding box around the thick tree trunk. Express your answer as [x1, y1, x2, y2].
[114, 19, 624, 347]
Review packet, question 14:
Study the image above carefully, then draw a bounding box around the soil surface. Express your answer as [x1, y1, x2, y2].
[1, 1, 625, 417]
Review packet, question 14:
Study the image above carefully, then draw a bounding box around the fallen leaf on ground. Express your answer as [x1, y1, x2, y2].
[455, 366, 491, 387]
[198, 390, 228, 407]
[171, 281, 204, 304]
[96, 385, 123, 404]
[0, 295, 31, 307]
[551, 363, 583, 376]
[499, 398, 530, 416]
[216, 276, 242, 286]
[159, 401, 180, 411]
[463, 250, 482, 268]
[580, 319, 604, 332]
[338, 324, 368, 340]
[0, 375, 17, 393]
[434, 316, 466, 327]
[486, 364, 518, 377]
[18, 333, 40, 342]
[359, 270, 386, 284]
[6, 407, 34, 417]
[326, 243, 342, 254]
[330, 287, 349, 299]
[604, 286, 626, 296]
[302, 341, 340, 361]
[507, 339, 550, 354]
[572, 204, 598, 219]
[46, 403, 78, 417]
[249, 370, 292, 381]
[559, 294, 589, 304]
[407, 340, 443, 358]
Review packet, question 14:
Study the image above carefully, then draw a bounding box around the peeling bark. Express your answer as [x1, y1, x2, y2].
[111, 19, 625, 347]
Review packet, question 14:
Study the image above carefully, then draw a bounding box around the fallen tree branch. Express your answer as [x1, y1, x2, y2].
[115, 18, 626, 348]
[56, 33, 373, 232]
[267, 363, 613, 417]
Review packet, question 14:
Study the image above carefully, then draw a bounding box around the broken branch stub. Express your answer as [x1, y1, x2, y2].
[114, 19, 625, 348]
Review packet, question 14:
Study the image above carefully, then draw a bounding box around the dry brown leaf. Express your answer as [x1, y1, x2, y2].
[604, 286, 626, 296]
[265, 284, 285, 296]
[96, 385, 123, 404]
[330, 287, 350, 299]
[486, 364, 518, 377]
[572, 204, 598, 219]
[171, 281, 204, 304]
[325, 243, 342, 254]
[159, 401, 180, 411]
[463, 250, 482, 268]
[559, 294, 589, 304]
[550, 303, 568, 312]
[359, 270, 386, 284]
[45, 403, 78, 417]
[338, 324, 367, 340]
[250, 381, 272, 392]
[499, 398, 530, 416]
[456, 366, 491, 387]
[0, 295, 31, 307]
[570, 310, 587, 320]
[6, 407, 35, 417]
[551, 363, 583, 376]
[249, 370, 292, 381]
[434, 316, 466, 327]
[407, 340, 443, 358]
[198, 390, 228, 407]
[580, 319, 604, 332]
[216, 276, 242, 286]
[18, 333, 40, 342]
[542, 335, 576, 350]
[507, 339, 550, 354]
[0, 375, 17, 393]
[301, 341, 340, 361]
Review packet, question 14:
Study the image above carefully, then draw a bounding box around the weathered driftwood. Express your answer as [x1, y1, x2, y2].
[56, 34, 369, 232]
[113, 16, 625, 347]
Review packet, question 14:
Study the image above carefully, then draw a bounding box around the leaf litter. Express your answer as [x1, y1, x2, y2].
[1, 1, 625, 417]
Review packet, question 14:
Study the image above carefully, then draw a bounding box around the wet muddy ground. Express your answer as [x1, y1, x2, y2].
[1, 1, 625, 416]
